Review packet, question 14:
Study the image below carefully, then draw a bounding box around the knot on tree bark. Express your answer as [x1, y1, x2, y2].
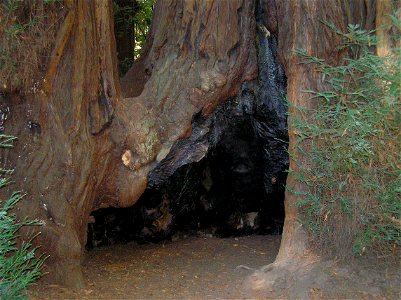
[122, 149, 141, 170]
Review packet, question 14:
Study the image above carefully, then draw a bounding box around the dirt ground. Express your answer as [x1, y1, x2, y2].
[29, 235, 400, 299]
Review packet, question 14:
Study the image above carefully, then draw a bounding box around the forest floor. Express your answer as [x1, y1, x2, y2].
[29, 235, 400, 300]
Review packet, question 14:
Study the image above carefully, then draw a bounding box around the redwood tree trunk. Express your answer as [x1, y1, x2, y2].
[275, 0, 375, 262]
[0, 0, 383, 289]
[2, 0, 257, 288]
[2, 0, 120, 287]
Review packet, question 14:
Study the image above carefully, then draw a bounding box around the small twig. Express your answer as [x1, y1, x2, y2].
[236, 265, 255, 271]
[260, 264, 274, 272]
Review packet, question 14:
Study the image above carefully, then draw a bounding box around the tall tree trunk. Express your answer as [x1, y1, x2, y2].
[376, 0, 399, 57]
[2, 0, 120, 287]
[274, 0, 375, 263]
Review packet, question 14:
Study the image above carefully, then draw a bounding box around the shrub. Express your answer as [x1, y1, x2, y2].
[292, 18, 400, 256]
[0, 134, 45, 300]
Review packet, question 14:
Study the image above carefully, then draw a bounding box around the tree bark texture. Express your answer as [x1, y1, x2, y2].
[2, 0, 120, 287]
[273, 0, 378, 262]
[110, 0, 257, 211]
[0, 0, 384, 288]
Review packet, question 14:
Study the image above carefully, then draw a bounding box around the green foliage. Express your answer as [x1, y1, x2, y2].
[293, 20, 400, 256]
[0, 135, 46, 300]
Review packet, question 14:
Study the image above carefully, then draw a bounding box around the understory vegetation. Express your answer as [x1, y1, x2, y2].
[0, 0, 62, 94]
[293, 18, 400, 256]
[0, 135, 45, 300]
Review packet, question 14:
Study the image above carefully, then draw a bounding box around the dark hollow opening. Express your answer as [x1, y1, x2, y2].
[87, 130, 286, 248]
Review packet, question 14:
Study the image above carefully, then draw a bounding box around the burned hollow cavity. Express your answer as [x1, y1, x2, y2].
[86, 23, 288, 248]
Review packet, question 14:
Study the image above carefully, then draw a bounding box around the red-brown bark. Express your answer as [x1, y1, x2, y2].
[274, 0, 375, 262]
[2, 0, 120, 287]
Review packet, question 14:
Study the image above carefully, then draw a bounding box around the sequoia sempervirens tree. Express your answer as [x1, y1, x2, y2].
[0, 0, 390, 288]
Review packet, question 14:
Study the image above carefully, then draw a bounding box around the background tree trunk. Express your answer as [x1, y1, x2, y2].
[0, 0, 384, 289]
[114, 0, 137, 73]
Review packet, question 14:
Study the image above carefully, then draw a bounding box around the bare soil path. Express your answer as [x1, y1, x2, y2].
[30, 235, 280, 299]
[29, 235, 400, 299]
